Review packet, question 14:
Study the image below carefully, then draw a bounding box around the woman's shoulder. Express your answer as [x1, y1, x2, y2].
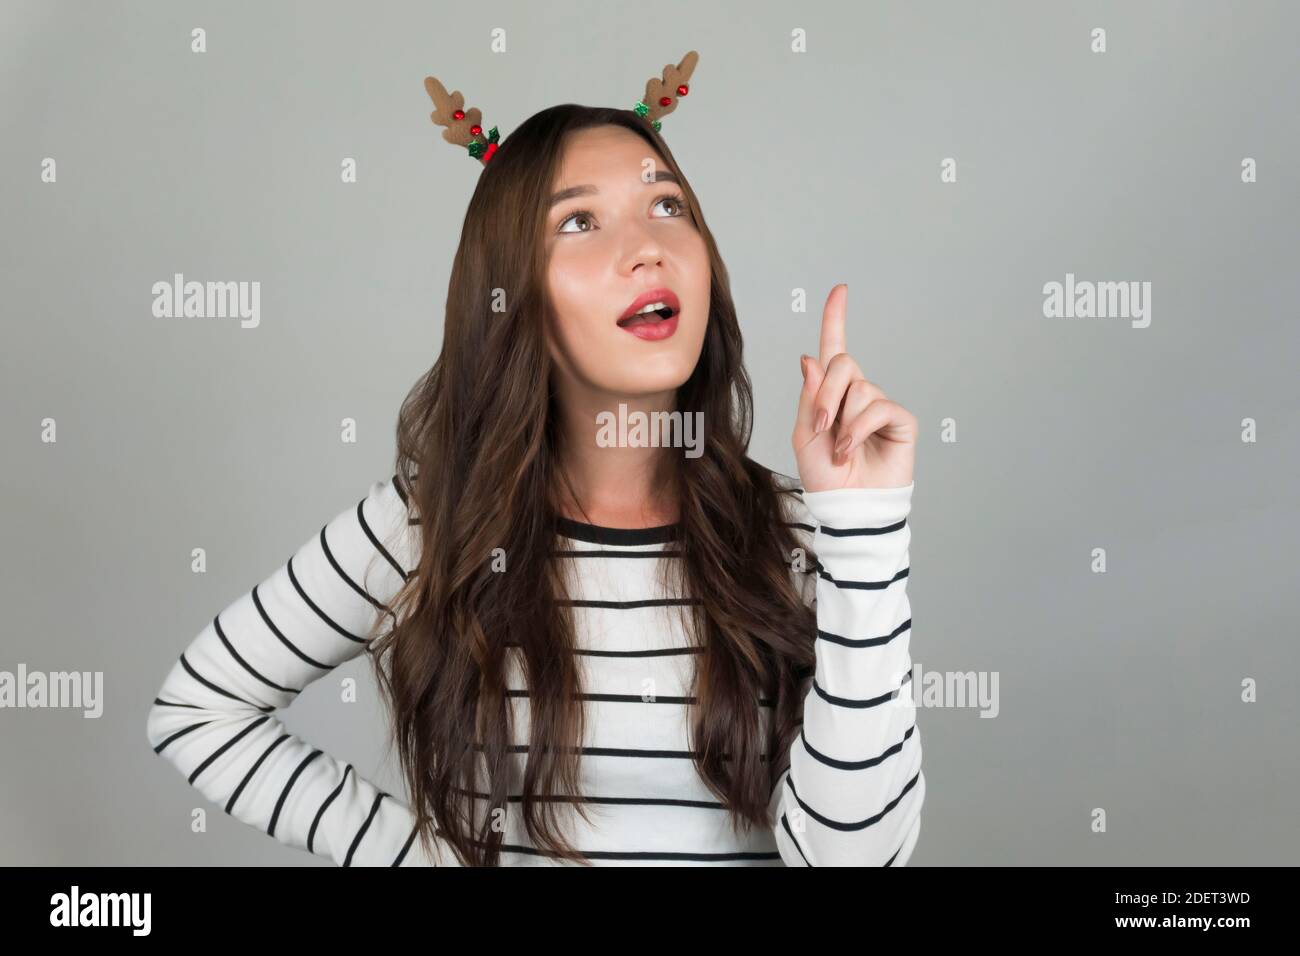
[351, 471, 423, 574]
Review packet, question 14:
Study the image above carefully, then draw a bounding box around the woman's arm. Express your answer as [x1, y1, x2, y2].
[771, 481, 924, 866]
[145, 475, 450, 866]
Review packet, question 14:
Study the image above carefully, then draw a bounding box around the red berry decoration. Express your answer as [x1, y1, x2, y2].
[658, 96, 671, 107]
[470, 124, 482, 135]
[452, 109, 465, 120]
[677, 84, 688, 96]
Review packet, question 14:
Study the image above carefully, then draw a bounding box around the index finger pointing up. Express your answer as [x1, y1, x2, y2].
[819, 283, 848, 370]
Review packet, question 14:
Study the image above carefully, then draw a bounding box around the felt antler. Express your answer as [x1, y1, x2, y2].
[633, 50, 699, 131]
[424, 50, 699, 167]
[424, 75, 500, 165]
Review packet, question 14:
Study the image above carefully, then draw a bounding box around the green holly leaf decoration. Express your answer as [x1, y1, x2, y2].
[467, 126, 501, 159]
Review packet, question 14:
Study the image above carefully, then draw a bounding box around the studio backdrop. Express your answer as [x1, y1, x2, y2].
[1, 0, 1296, 865]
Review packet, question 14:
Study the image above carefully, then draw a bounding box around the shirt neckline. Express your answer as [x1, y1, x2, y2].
[555, 516, 680, 546]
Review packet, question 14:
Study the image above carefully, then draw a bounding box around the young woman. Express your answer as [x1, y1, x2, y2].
[145, 103, 924, 867]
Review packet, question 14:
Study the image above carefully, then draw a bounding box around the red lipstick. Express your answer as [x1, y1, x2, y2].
[616, 287, 681, 341]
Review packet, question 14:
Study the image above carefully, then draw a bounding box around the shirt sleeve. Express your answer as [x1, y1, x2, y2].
[145, 474, 454, 866]
[770, 480, 924, 866]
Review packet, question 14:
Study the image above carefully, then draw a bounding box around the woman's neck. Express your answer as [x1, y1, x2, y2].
[554, 388, 680, 529]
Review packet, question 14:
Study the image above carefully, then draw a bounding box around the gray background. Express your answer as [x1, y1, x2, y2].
[1, 0, 1296, 865]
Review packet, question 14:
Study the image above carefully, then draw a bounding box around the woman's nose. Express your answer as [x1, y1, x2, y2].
[619, 221, 665, 269]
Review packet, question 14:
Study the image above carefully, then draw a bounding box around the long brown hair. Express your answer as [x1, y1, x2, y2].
[367, 104, 817, 865]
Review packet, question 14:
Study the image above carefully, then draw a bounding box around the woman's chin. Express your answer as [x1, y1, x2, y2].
[599, 363, 696, 397]
[582, 348, 696, 395]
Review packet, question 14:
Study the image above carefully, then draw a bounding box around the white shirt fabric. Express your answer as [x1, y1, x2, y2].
[146, 471, 923, 866]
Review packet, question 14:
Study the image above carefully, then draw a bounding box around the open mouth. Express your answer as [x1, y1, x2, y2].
[616, 304, 679, 328]
[616, 288, 681, 340]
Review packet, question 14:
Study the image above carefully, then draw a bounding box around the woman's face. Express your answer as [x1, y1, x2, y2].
[543, 125, 710, 401]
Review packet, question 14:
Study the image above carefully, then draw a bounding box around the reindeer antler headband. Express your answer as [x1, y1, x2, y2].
[423, 50, 699, 167]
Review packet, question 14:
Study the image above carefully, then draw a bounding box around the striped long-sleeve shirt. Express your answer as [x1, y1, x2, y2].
[145, 471, 924, 866]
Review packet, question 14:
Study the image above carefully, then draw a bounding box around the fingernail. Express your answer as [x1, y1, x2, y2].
[815, 410, 828, 433]
[834, 435, 852, 457]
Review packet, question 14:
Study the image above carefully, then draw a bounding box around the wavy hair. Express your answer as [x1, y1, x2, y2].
[367, 104, 817, 865]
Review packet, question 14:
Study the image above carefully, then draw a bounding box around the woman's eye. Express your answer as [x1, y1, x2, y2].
[556, 195, 688, 235]
[557, 211, 594, 234]
[654, 195, 688, 217]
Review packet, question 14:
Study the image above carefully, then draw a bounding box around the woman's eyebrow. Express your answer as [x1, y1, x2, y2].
[547, 170, 680, 208]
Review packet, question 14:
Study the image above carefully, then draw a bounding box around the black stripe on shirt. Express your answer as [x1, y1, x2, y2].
[555, 517, 678, 546]
[503, 641, 703, 658]
[576, 645, 702, 657]
[558, 597, 701, 610]
[342, 791, 386, 867]
[495, 844, 781, 862]
[779, 812, 812, 865]
[817, 566, 909, 591]
[501, 689, 778, 707]
[153, 719, 215, 754]
[812, 668, 913, 709]
[800, 723, 916, 772]
[318, 525, 391, 616]
[473, 744, 773, 761]
[268, 749, 324, 838]
[818, 517, 907, 537]
[450, 786, 725, 810]
[213, 614, 302, 695]
[287, 555, 369, 644]
[781, 811, 910, 867]
[817, 617, 912, 649]
[251, 585, 333, 671]
[356, 496, 408, 582]
[152, 697, 205, 710]
[179, 654, 275, 713]
[307, 764, 353, 854]
[187, 714, 272, 785]
[552, 549, 682, 559]
[225, 733, 290, 814]
[784, 768, 921, 832]
[393, 825, 419, 867]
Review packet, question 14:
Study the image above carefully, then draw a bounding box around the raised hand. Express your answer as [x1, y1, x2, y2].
[792, 284, 918, 493]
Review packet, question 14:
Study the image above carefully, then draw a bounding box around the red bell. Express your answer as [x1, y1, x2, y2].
[677, 84, 688, 96]
[452, 109, 465, 120]
[658, 96, 671, 107]
[470, 124, 482, 135]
